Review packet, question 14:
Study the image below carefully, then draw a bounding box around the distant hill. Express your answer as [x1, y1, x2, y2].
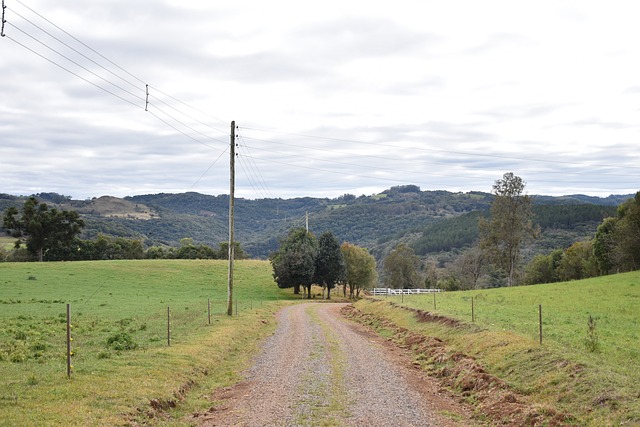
[0, 187, 633, 260]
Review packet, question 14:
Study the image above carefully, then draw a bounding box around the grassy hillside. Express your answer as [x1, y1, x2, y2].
[0, 259, 289, 426]
[359, 271, 640, 425]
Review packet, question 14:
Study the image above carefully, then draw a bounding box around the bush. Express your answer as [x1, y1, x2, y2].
[105, 331, 138, 351]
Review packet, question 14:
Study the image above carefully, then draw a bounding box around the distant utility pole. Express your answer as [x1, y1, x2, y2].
[227, 121, 236, 316]
[305, 211, 309, 232]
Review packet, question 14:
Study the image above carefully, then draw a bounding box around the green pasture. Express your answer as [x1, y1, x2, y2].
[0, 259, 289, 426]
[0, 236, 15, 250]
[376, 271, 640, 424]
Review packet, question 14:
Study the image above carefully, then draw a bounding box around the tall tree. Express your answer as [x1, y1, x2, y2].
[613, 191, 640, 271]
[313, 231, 345, 300]
[341, 242, 377, 298]
[270, 227, 317, 297]
[479, 172, 537, 286]
[3, 197, 84, 261]
[382, 243, 422, 289]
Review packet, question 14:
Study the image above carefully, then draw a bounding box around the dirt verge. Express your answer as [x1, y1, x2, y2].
[342, 302, 572, 426]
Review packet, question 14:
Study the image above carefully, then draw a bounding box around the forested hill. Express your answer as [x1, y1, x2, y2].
[0, 187, 631, 260]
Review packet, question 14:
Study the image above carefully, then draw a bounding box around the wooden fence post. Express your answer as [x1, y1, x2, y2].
[167, 306, 171, 347]
[66, 303, 71, 379]
[472, 297, 475, 323]
[539, 304, 543, 345]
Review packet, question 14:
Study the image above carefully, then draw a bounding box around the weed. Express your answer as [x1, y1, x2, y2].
[584, 314, 599, 353]
[97, 350, 112, 359]
[106, 331, 138, 351]
[14, 330, 27, 340]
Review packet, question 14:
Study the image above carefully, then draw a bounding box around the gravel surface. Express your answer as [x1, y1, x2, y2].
[198, 303, 473, 427]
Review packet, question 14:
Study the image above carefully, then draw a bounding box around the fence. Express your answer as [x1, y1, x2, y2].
[371, 288, 442, 296]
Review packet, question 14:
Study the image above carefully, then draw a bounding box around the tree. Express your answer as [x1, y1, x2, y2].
[270, 227, 317, 297]
[593, 217, 618, 274]
[593, 191, 640, 274]
[451, 246, 486, 289]
[522, 248, 563, 285]
[613, 192, 640, 271]
[382, 243, 421, 289]
[2, 197, 84, 261]
[556, 240, 598, 281]
[217, 242, 247, 260]
[479, 173, 537, 286]
[313, 232, 345, 299]
[341, 242, 377, 298]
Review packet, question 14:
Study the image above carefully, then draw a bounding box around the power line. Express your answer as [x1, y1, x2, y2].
[7, 22, 144, 104]
[189, 146, 229, 190]
[147, 101, 228, 147]
[8, 6, 144, 95]
[5, 34, 143, 109]
[13, 0, 146, 86]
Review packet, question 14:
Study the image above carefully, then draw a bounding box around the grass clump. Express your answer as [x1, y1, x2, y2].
[106, 331, 138, 351]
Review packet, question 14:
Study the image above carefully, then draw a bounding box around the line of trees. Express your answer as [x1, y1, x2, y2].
[1, 197, 245, 262]
[380, 173, 640, 290]
[269, 227, 377, 298]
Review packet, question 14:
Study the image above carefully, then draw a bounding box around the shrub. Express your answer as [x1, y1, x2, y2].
[105, 331, 138, 351]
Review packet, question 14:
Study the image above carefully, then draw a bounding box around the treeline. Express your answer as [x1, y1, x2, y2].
[411, 204, 617, 256]
[523, 192, 640, 284]
[1, 234, 246, 262]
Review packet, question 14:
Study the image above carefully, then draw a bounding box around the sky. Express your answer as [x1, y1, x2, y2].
[2, 0, 640, 200]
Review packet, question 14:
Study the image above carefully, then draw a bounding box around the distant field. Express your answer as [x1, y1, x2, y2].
[0, 259, 288, 426]
[378, 271, 640, 424]
[0, 236, 14, 250]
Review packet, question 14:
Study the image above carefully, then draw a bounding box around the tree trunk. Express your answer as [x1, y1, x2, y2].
[38, 247, 44, 262]
[294, 285, 300, 294]
[327, 286, 331, 300]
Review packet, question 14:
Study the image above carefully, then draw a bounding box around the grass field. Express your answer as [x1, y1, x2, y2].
[0, 259, 290, 426]
[370, 271, 640, 425]
[0, 236, 15, 251]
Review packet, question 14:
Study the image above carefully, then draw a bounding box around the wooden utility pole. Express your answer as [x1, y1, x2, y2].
[227, 121, 236, 316]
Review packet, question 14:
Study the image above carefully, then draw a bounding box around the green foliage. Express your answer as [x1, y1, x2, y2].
[556, 240, 599, 281]
[480, 173, 537, 286]
[313, 231, 345, 298]
[2, 197, 84, 261]
[383, 243, 421, 289]
[341, 242, 377, 298]
[591, 191, 640, 274]
[523, 249, 562, 285]
[270, 227, 318, 296]
[584, 314, 600, 353]
[106, 331, 138, 351]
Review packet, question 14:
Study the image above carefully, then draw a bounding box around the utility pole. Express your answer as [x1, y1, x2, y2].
[226, 121, 236, 316]
[305, 211, 309, 232]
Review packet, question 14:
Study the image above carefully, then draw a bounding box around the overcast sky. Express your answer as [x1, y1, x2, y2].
[2, 0, 639, 200]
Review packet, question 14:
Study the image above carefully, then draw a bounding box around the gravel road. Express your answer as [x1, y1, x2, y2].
[198, 303, 473, 427]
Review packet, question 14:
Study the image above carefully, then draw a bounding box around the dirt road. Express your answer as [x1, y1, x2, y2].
[196, 303, 474, 427]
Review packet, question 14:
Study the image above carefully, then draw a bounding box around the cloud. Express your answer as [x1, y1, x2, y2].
[2, 0, 640, 200]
